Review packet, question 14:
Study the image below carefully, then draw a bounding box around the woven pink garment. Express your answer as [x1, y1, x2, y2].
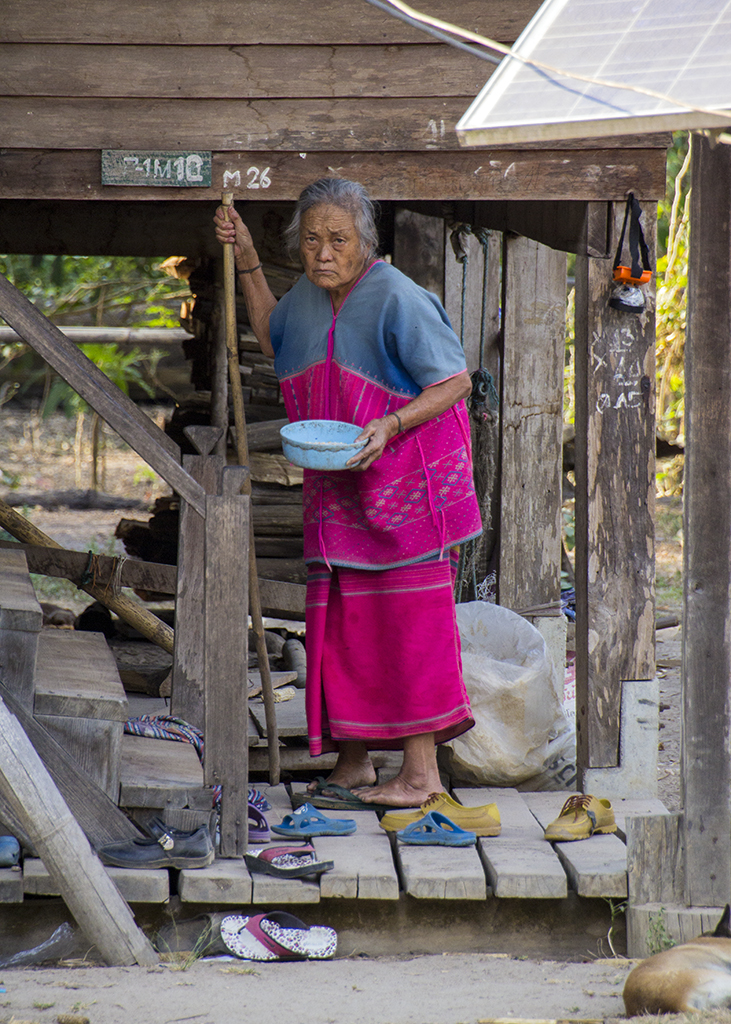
[304, 557, 473, 755]
[282, 367, 482, 569]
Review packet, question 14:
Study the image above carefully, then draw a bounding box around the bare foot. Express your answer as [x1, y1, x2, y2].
[352, 732, 443, 806]
[352, 774, 444, 808]
[306, 740, 377, 793]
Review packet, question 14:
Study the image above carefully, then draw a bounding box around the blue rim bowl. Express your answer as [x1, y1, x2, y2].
[280, 419, 366, 471]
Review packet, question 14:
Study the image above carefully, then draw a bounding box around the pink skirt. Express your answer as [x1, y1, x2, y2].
[304, 557, 474, 756]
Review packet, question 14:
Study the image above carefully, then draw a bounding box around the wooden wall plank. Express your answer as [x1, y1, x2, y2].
[393, 209, 446, 302]
[0, 43, 489, 99]
[499, 235, 566, 611]
[574, 202, 656, 770]
[0, 98, 675, 158]
[0, 1, 541, 45]
[682, 134, 731, 907]
[0, 150, 669, 208]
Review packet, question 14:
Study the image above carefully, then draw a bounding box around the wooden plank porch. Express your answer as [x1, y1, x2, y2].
[8, 774, 667, 913]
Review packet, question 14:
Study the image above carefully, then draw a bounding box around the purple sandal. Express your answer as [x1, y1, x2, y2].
[248, 801, 270, 844]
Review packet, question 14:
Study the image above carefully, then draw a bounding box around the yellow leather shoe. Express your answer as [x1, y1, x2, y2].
[379, 792, 501, 837]
[543, 794, 616, 842]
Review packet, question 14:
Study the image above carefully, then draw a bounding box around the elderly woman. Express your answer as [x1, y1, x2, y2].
[214, 178, 481, 808]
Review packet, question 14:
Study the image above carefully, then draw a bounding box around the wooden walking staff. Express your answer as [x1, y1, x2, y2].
[222, 191, 280, 785]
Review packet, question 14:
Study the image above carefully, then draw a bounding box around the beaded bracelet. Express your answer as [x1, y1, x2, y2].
[237, 262, 262, 274]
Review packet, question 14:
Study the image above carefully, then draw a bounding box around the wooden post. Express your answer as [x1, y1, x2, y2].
[499, 234, 566, 612]
[172, 427, 225, 731]
[0, 695, 157, 966]
[682, 134, 731, 905]
[574, 201, 656, 771]
[204, 467, 250, 858]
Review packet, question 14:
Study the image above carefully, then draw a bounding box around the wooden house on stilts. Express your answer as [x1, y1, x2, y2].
[0, 0, 698, 958]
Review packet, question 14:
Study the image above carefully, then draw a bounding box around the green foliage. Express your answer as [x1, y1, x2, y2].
[38, 343, 162, 419]
[0, 254, 187, 329]
[656, 134, 691, 449]
[647, 908, 676, 955]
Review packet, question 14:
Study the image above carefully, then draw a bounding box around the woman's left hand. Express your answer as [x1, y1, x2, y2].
[346, 415, 399, 471]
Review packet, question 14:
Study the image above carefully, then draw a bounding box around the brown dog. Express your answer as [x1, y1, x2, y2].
[624, 905, 731, 1015]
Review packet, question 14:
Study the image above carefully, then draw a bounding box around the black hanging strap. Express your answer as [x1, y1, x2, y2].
[613, 192, 651, 281]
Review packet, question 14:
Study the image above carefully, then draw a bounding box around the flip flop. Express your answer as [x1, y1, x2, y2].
[220, 912, 337, 961]
[270, 803, 356, 837]
[244, 845, 333, 879]
[248, 801, 270, 844]
[396, 811, 477, 847]
[292, 778, 404, 813]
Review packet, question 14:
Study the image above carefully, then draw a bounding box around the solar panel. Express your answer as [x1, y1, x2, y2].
[456, 0, 731, 145]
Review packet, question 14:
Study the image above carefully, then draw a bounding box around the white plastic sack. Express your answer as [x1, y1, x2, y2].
[441, 602, 572, 786]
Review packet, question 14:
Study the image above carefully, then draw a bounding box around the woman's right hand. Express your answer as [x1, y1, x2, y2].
[213, 203, 258, 267]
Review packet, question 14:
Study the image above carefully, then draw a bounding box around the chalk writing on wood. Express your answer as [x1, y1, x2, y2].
[222, 167, 272, 190]
[101, 150, 212, 187]
[591, 326, 646, 413]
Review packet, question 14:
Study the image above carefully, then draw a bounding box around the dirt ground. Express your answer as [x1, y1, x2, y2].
[0, 407, 686, 1022]
[0, 954, 638, 1024]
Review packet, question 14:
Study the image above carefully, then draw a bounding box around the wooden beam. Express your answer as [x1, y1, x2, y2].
[0, 43, 490, 99]
[0, 272, 206, 517]
[0, 98, 675, 162]
[0, 149, 669, 214]
[0, 539, 305, 617]
[0, 692, 156, 966]
[0, 681, 140, 849]
[0, 538, 177, 594]
[0, 499, 175, 654]
[0, 0, 540, 45]
[499, 235, 566, 612]
[574, 202, 656, 770]
[682, 134, 731, 907]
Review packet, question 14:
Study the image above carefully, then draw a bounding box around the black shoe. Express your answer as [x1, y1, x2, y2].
[98, 822, 214, 870]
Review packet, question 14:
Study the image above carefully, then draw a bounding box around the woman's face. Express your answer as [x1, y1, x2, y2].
[299, 204, 368, 304]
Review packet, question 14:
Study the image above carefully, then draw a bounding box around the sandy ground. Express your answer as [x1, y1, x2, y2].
[0, 953, 634, 1024]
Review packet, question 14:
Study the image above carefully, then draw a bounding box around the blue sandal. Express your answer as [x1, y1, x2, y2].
[271, 803, 357, 837]
[396, 811, 476, 847]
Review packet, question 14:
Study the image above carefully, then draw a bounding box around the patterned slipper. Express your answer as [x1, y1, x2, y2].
[244, 845, 333, 878]
[220, 912, 337, 961]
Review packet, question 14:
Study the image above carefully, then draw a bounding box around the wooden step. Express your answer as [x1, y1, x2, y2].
[119, 733, 208, 810]
[0, 547, 43, 707]
[34, 629, 128, 800]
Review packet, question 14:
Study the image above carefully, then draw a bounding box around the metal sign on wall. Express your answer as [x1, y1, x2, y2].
[101, 151, 212, 187]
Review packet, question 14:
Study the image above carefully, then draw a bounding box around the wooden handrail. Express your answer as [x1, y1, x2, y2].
[0, 273, 207, 518]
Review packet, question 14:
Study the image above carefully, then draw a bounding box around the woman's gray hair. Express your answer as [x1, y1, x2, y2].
[284, 178, 379, 260]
